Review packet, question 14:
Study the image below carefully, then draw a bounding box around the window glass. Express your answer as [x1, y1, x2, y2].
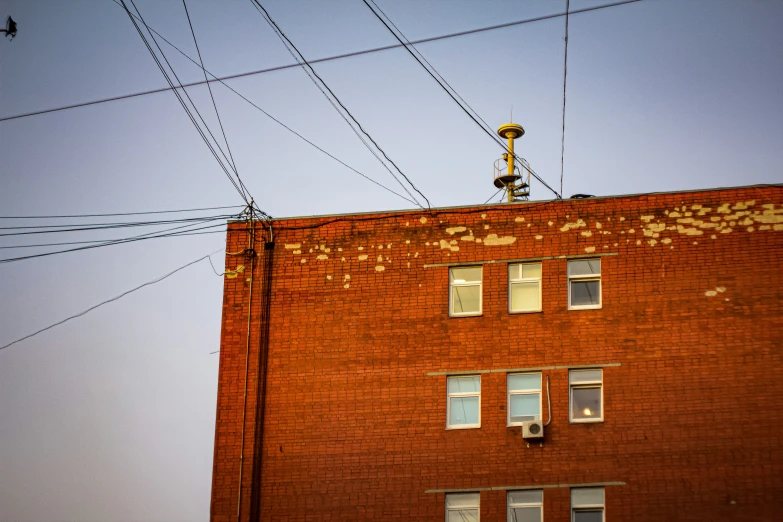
[508, 373, 541, 390]
[450, 266, 482, 283]
[571, 488, 604, 506]
[447, 492, 479, 522]
[570, 280, 600, 306]
[508, 491, 542, 504]
[569, 370, 602, 384]
[573, 511, 602, 522]
[510, 394, 540, 422]
[508, 490, 542, 522]
[448, 376, 481, 393]
[449, 397, 479, 425]
[452, 285, 481, 314]
[511, 282, 540, 311]
[510, 507, 541, 522]
[568, 259, 601, 276]
[571, 388, 601, 420]
[518, 263, 542, 279]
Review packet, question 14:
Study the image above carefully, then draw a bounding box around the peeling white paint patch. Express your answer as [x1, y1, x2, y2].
[720, 228, 733, 234]
[716, 286, 726, 293]
[581, 231, 593, 237]
[548, 221, 553, 226]
[535, 235, 543, 240]
[584, 246, 596, 253]
[375, 265, 385, 272]
[481, 213, 487, 219]
[515, 217, 525, 222]
[476, 238, 482, 243]
[619, 217, 625, 221]
[344, 274, 351, 280]
[775, 224, 783, 231]
[439, 239, 459, 252]
[377, 255, 383, 262]
[341, 257, 346, 262]
[711, 235, 717, 239]
[705, 290, 718, 297]
[661, 238, 672, 244]
[344, 283, 350, 289]
[484, 224, 490, 230]
[640, 215, 655, 223]
[414, 252, 419, 257]
[358, 246, 364, 251]
[309, 248, 314, 253]
[636, 240, 642, 245]
[596, 222, 603, 229]
[560, 219, 586, 232]
[420, 217, 427, 224]
[326, 275, 333, 280]
[483, 234, 517, 246]
[358, 255, 368, 261]
[405, 221, 409, 227]
[377, 245, 383, 250]
[405, 240, 410, 244]
[316, 255, 328, 260]
[628, 229, 636, 234]
[460, 235, 475, 242]
[446, 226, 467, 235]
[284, 243, 301, 250]
[648, 239, 658, 247]
[301, 259, 307, 264]
[338, 247, 343, 252]
[293, 250, 301, 255]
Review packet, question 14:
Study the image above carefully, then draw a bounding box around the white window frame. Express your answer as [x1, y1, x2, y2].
[506, 373, 542, 426]
[446, 375, 481, 429]
[446, 492, 480, 522]
[449, 266, 483, 317]
[567, 259, 602, 310]
[508, 262, 543, 313]
[569, 369, 604, 423]
[571, 488, 605, 522]
[507, 490, 543, 522]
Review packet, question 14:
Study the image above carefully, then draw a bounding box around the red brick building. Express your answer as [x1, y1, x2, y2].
[211, 184, 783, 521]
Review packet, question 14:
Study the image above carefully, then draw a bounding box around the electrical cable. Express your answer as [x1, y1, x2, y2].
[0, 248, 225, 351]
[559, 0, 571, 197]
[119, 0, 250, 205]
[0, 204, 242, 220]
[182, 0, 240, 177]
[249, 1, 430, 209]
[109, 6, 417, 206]
[0, 0, 641, 123]
[0, 218, 232, 265]
[0, 214, 238, 236]
[362, 0, 562, 199]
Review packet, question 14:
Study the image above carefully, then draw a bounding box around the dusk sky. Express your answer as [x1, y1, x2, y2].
[1, 0, 781, 520]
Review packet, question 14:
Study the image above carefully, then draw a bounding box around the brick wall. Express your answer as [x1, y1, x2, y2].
[211, 186, 783, 521]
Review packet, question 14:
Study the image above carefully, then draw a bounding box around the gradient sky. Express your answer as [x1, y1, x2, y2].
[1, 1, 781, 521]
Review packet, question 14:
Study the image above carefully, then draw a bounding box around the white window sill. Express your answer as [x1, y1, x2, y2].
[570, 418, 604, 424]
[446, 424, 481, 430]
[509, 309, 543, 315]
[449, 312, 483, 318]
[568, 305, 602, 311]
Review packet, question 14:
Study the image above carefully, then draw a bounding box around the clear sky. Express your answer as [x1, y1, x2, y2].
[0, 0, 781, 520]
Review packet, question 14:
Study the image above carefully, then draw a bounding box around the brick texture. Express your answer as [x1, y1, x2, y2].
[211, 186, 783, 521]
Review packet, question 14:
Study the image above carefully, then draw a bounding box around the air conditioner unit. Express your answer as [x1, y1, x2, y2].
[522, 420, 544, 440]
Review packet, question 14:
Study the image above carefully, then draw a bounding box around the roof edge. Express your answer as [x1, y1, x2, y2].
[228, 183, 783, 224]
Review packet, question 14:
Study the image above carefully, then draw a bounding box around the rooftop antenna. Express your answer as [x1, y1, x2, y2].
[1, 17, 17, 40]
[493, 121, 530, 202]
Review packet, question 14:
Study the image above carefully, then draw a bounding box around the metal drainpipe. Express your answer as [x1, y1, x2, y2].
[236, 219, 256, 522]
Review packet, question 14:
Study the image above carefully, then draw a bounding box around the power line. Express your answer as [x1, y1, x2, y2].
[0, 204, 242, 220]
[560, 0, 571, 197]
[362, 0, 562, 199]
[119, 0, 251, 205]
[249, 0, 431, 209]
[0, 248, 224, 351]
[110, 0, 418, 206]
[182, 0, 240, 177]
[0, 1, 641, 123]
[0, 219, 230, 265]
[0, 214, 238, 236]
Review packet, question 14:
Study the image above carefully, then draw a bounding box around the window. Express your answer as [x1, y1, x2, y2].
[571, 488, 604, 522]
[509, 263, 542, 312]
[446, 492, 479, 522]
[569, 369, 603, 422]
[450, 266, 482, 316]
[507, 373, 542, 426]
[508, 490, 542, 522]
[447, 375, 481, 429]
[568, 259, 601, 309]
